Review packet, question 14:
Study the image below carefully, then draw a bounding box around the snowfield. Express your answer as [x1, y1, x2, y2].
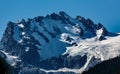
[41, 33, 120, 73]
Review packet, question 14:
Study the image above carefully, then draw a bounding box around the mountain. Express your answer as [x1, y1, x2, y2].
[0, 11, 120, 74]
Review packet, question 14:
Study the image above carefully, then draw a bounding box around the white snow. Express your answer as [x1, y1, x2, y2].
[61, 33, 69, 41]
[65, 35, 120, 60]
[25, 47, 29, 52]
[64, 14, 86, 31]
[22, 32, 25, 35]
[64, 25, 81, 35]
[96, 28, 103, 39]
[39, 34, 120, 74]
[30, 19, 84, 60]
[0, 50, 21, 66]
[11, 17, 120, 74]
[30, 18, 120, 63]
[18, 39, 23, 43]
[23, 36, 30, 39]
[42, 19, 67, 33]
[32, 32, 68, 60]
[18, 23, 24, 28]
[61, 33, 120, 73]
[40, 68, 82, 74]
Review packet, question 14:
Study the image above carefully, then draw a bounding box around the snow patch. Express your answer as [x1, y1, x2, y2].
[23, 36, 30, 39]
[61, 33, 69, 41]
[96, 28, 103, 39]
[18, 23, 24, 28]
[0, 50, 21, 66]
[22, 32, 25, 35]
[18, 39, 23, 43]
[25, 47, 29, 52]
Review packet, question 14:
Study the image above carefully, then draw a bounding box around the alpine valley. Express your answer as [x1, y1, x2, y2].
[0, 11, 120, 74]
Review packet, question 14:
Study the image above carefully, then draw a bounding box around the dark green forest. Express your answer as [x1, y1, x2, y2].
[82, 56, 120, 74]
[0, 56, 13, 74]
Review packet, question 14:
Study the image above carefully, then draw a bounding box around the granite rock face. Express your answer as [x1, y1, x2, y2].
[0, 11, 113, 74]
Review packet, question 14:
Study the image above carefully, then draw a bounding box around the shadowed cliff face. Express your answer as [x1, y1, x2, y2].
[0, 57, 13, 74]
[0, 57, 9, 74]
[82, 56, 120, 74]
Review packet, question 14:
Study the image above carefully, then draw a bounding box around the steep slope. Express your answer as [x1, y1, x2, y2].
[82, 56, 120, 74]
[0, 11, 119, 74]
[0, 55, 13, 74]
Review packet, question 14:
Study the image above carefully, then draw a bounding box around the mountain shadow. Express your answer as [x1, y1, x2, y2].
[82, 56, 120, 74]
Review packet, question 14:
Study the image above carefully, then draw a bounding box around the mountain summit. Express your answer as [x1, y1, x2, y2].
[0, 11, 120, 74]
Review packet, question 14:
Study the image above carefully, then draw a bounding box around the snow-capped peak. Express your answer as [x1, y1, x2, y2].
[1, 11, 119, 74]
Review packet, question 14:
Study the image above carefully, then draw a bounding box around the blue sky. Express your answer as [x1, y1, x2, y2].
[0, 0, 120, 39]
